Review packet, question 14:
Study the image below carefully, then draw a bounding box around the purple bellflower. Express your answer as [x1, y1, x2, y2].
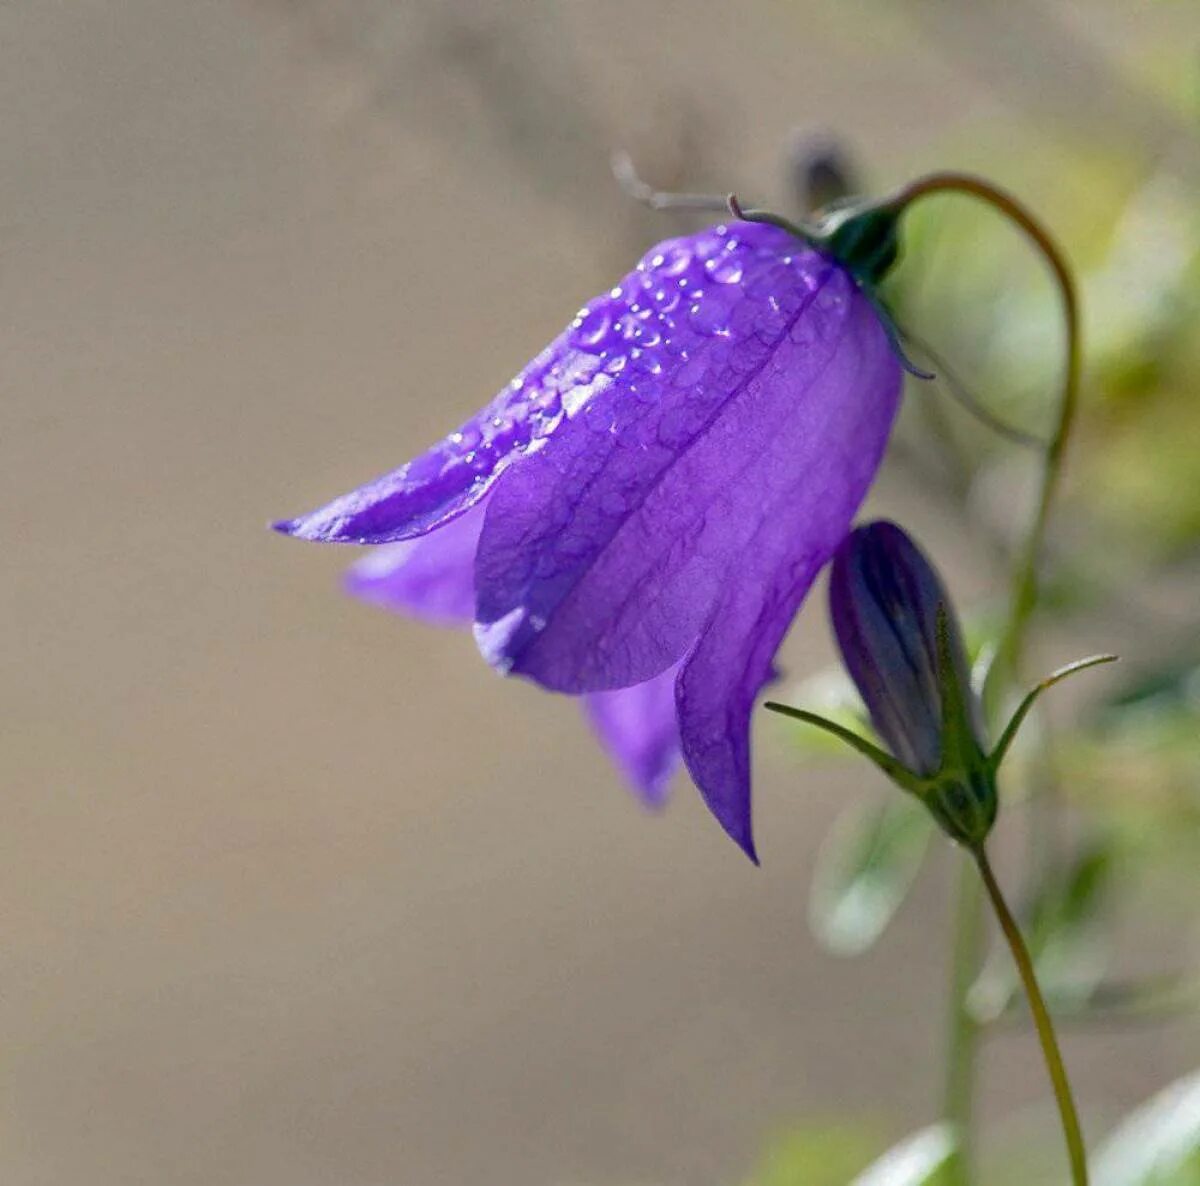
[275, 220, 904, 860]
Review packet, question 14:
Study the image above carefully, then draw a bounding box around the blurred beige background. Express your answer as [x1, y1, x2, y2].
[2, 2, 1196, 1184]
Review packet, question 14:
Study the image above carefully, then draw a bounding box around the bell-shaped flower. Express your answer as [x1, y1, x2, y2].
[275, 220, 905, 860]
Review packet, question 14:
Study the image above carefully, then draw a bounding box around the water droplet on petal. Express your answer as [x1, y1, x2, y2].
[618, 313, 641, 341]
[569, 305, 615, 352]
[705, 256, 744, 285]
[465, 448, 493, 474]
[631, 350, 663, 376]
[650, 286, 680, 313]
[655, 243, 692, 277]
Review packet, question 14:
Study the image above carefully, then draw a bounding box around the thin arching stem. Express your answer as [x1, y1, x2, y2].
[975, 847, 1089, 1185]
[890, 171, 1082, 689]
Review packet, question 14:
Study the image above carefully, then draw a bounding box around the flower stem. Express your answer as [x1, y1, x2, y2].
[975, 847, 1089, 1185]
[890, 171, 1081, 688]
[892, 172, 1083, 1180]
[942, 858, 984, 1185]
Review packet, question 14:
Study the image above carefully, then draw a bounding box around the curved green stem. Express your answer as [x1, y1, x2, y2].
[890, 171, 1082, 692]
[975, 847, 1089, 1185]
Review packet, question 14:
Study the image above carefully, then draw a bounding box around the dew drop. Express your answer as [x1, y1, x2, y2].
[617, 313, 642, 341]
[569, 305, 615, 352]
[464, 448, 492, 474]
[655, 243, 692, 277]
[631, 350, 663, 376]
[649, 286, 680, 313]
[451, 424, 482, 450]
[705, 256, 744, 285]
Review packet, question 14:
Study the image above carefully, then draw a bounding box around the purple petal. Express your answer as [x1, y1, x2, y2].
[583, 665, 682, 808]
[474, 224, 901, 695]
[343, 500, 486, 625]
[673, 288, 904, 861]
[273, 339, 610, 545]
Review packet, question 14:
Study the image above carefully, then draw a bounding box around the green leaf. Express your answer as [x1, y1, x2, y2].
[1094, 1070, 1200, 1186]
[810, 797, 933, 956]
[850, 1125, 956, 1185]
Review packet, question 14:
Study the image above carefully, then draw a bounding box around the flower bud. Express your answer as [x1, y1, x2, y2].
[829, 521, 996, 845]
[769, 522, 1113, 846]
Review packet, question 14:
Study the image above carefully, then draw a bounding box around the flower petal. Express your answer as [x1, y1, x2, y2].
[475, 229, 900, 695]
[674, 289, 904, 860]
[273, 339, 610, 544]
[583, 665, 682, 808]
[343, 500, 486, 625]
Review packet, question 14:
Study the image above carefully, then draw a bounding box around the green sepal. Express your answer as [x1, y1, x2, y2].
[811, 198, 903, 287]
[764, 701, 930, 797]
[924, 606, 998, 847]
[733, 194, 903, 288]
[989, 653, 1119, 774]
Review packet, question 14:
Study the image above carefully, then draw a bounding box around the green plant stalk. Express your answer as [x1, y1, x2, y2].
[892, 173, 1082, 1182]
[975, 847, 1089, 1185]
[891, 171, 1081, 693]
[942, 859, 985, 1185]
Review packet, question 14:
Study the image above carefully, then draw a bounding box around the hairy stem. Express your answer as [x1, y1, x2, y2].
[975, 848, 1089, 1185]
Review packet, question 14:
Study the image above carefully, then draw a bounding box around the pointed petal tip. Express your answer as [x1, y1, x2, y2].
[271, 515, 302, 537]
[735, 829, 760, 866]
[270, 511, 341, 542]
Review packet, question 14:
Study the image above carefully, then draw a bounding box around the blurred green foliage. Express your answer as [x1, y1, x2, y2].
[741, 1121, 883, 1186]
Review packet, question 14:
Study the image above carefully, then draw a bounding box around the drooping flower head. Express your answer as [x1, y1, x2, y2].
[275, 218, 904, 860]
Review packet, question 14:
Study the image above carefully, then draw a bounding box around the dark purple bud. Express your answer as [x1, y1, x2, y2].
[829, 521, 983, 779]
[829, 520, 997, 845]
